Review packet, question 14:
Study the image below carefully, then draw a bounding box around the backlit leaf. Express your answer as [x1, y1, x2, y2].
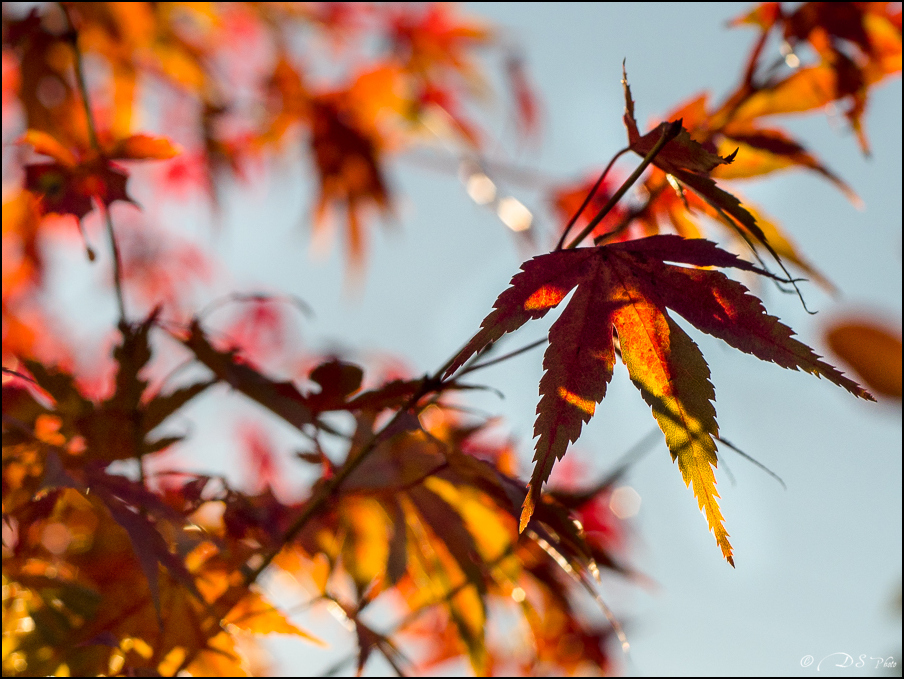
[310, 96, 391, 274]
[623, 65, 737, 175]
[728, 2, 902, 154]
[713, 125, 860, 206]
[621, 69, 780, 258]
[447, 236, 873, 562]
[225, 591, 324, 643]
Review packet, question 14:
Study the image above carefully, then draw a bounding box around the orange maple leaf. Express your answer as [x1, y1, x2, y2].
[713, 122, 861, 205]
[445, 235, 873, 565]
[729, 2, 903, 155]
[386, 3, 491, 78]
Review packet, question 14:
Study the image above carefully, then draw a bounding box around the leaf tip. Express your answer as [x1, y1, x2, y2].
[519, 489, 536, 533]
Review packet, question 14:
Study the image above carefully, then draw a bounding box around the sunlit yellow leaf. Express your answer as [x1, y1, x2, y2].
[225, 591, 325, 645]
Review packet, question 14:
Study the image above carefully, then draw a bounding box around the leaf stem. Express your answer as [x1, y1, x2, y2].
[593, 183, 665, 245]
[459, 337, 547, 376]
[102, 205, 127, 323]
[565, 121, 682, 250]
[555, 147, 629, 250]
[64, 5, 99, 151]
[62, 4, 128, 326]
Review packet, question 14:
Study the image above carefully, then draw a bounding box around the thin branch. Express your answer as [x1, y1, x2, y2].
[196, 291, 313, 322]
[101, 204, 127, 324]
[65, 5, 99, 151]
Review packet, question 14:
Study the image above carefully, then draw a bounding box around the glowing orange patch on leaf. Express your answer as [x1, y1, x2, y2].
[524, 284, 567, 311]
[557, 387, 596, 415]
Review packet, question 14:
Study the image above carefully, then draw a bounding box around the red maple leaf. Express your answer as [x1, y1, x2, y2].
[22, 130, 179, 220]
[445, 235, 873, 565]
[310, 97, 391, 271]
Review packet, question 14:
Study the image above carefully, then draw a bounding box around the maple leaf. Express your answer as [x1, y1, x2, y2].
[621, 68, 786, 260]
[22, 129, 179, 220]
[352, 618, 408, 676]
[386, 3, 491, 78]
[445, 235, 873, 564]
[611, 81, 858, 290]
[224, 590, 324, 643]
[778, 2, 900, 153]
[23, 310, 209, 465]
[24, 156, 133, 221]
[142, 380, 216, 434]
[729, 2, 902, 154]
[91, 484, 200, 622]
[260, 55, 310, 146]
[622, 67, 737, 176]
[506, 52, 541, 142]
[309, 97, 392, 272]
[5, 8, 84, 145]
[712, 123, 861, 206]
